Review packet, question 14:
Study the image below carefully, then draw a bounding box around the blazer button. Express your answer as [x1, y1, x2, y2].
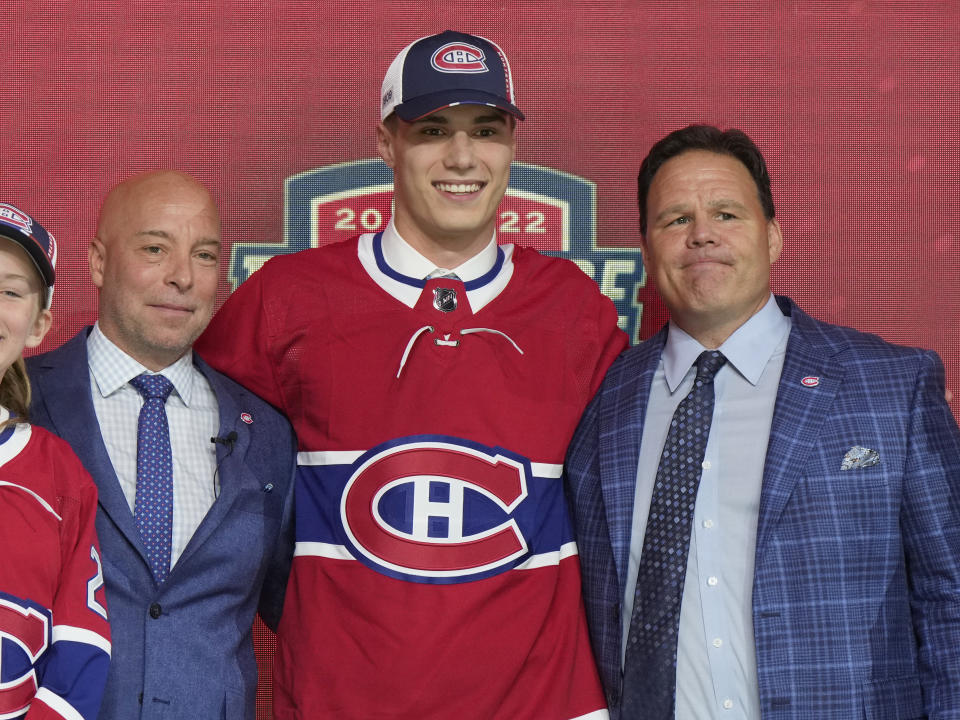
[149, 602, 162, 619]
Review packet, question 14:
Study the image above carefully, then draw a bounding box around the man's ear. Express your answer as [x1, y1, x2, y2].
[376, 122, 396, 169]
[89, 237, 106, 288]
[767, 218, 783, 264]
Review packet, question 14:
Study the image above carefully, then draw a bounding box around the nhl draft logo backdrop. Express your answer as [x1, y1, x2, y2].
[229, 160, 649, 343]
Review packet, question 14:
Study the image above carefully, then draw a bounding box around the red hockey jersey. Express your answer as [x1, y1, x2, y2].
[0, 417, 110, 720]
[198, 233, 626, 719]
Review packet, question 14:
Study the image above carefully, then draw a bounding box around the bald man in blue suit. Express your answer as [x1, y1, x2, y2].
[566, 126, 960, 719]
[27, 171, 295, 720]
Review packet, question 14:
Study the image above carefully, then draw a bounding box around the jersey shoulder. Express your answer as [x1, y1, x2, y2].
[510, 244, 605, 291]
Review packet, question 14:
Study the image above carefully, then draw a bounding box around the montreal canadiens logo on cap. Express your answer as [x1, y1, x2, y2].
[431, 42, 488, 74]
[0, 204, 33, 235]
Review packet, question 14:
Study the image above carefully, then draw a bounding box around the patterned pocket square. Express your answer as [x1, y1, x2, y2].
[840, 445, 880, 470]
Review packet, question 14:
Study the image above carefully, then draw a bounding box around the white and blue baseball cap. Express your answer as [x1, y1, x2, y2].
[380, 30, 525, 122]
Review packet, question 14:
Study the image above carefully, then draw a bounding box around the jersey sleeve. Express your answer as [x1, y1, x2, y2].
[573, 270, 628, 402]
[590, 287, 629, 395]
[195, 261, 287, 410]
[27, 451, 110, 720]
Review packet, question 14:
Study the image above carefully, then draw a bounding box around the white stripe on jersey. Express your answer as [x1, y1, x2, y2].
[32, 687, 85, 720]
[294, 542, 353, 560]
[52, 624, 112, 656]
[530, 462, 562, 478]
[514, 541, 579, 570]
[569, 709, 610, 720]
[297, 450, 563, 480]
[0, 480, 62, 521]
[294, 541, 577, 568]
[298, 450, 364, 466]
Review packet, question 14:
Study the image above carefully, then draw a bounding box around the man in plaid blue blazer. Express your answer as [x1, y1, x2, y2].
[566, 125, 960, 719]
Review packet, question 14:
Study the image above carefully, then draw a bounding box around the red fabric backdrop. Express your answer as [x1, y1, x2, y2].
[3, 2, 958, 717]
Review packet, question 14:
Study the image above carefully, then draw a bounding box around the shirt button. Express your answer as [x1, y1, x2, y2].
[712, 638, 723, 648]
[723, 699, 734, 710]
[703, 519, 714, 529]
[702, 460, 711, 470]
[149, 602, 162, 619]
[707, 576, 718, 587]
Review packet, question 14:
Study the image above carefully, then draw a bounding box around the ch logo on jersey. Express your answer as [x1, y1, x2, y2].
[431, 42, 488, 73]
[230, 159, 655, 343]
[340, 438, 529, 582]
[0, 593, 50, 718]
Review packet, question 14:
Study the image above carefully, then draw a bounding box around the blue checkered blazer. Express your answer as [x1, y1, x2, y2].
[566, 296, 960, 719]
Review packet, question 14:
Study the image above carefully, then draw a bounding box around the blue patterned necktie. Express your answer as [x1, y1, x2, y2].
[621, 350, 727, 719]
[130, 373, 175, 583]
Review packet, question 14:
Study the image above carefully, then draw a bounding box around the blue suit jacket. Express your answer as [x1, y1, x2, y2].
[27, 329, 296, 720]
[566, 297, 960, 719]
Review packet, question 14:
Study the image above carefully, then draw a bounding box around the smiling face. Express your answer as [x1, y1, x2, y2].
[377, 104, 515, 266]
[642, 150, 783, 348]
[90, 171, 221, 371]
[0, 237, 51, 381]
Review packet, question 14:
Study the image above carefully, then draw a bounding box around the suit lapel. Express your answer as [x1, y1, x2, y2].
[31, 331, 149, 559]
[173, 358, 250, 569]
[756, 302, 845, 553]
[599, 328, 665, 591]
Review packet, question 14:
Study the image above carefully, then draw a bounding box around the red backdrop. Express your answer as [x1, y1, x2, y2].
[3, 2, 959, 717]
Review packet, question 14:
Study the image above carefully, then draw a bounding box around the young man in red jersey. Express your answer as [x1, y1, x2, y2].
[198, 31, 626, 720]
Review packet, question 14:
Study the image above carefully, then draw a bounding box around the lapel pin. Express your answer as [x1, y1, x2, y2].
[801, 376, 820, 387]
[240, 412, 253, 424]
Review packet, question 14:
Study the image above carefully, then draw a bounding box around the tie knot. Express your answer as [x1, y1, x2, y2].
[695, 350, 727, 381]
[130, 373, 174, 401]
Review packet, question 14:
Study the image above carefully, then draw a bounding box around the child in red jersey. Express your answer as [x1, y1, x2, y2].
[0, 203, 110, 720]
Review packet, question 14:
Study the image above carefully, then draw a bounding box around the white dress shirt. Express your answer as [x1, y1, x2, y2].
[623, 295, 791, 719]
[87, 323, 220, 568]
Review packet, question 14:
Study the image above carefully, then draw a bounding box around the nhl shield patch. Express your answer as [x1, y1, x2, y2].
[433, 287, 457, 313]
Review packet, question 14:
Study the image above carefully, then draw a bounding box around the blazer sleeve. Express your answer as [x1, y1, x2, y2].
[901, 349, 960, 713]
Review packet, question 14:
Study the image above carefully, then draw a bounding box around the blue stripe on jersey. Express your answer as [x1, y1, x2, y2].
[296, 434, 574, 585]
[372, 232, 506, 291]
[36, 638, 111, 720]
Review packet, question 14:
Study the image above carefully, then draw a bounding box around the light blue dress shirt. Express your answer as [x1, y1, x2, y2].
[623, 295, 791, 719]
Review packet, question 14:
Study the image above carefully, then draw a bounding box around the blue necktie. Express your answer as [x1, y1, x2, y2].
[622, 350, 727, 719]
[130, 373, 175, 583]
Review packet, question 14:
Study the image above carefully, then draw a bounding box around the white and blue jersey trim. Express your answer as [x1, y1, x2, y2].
[357, 231, 515, 312]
